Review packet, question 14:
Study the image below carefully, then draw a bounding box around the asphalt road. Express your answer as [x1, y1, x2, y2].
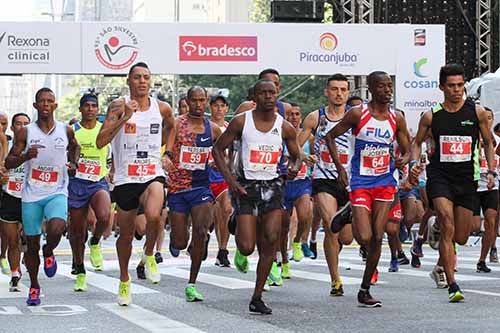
[1, 235, 499, 333]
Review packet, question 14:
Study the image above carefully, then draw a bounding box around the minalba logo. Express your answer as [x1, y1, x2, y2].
[319, 32, 338, 51]
[179, 36, 258, 62]
[94, 25, 139, 70]
[413, 57, 428, 78]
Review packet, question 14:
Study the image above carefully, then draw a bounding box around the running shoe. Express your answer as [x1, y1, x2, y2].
[301, 243, 313, 258]
[216, 249, 231, 267]
[370, 268, 379, 285]
[43, 254, 57, 278]
[399, 223, 409, 243]
[448, 283, 464, 303]
[427, 216, 440, 250]
[134, 231, 143, 241]
[281, 262, 291, 279]
[477, 261, 491, 273]
[267, 262, 283, 286]
[359, 245, 368, 262]
[411, 252, 421, 268]
[490, 247, 498, 263]
[74, 273, 87, 292]
[202, 233, 210, 261]
[155, 252, 163, 264]
[411, 238, 424, 258]
[118, 278, 131, 306]
[9, 276, 20, 292]
[143, 255, 160, 284]
[185, 283, 204, 302]
[330, 201, 352, 233]
[136, 265, 146, 280]
[397, 251, 410, 265]
[309, 241, 318, 260]
[169, 233, 180, 258]
[388, 258, 399, 272]
[234, 249, 249, 273]
[88, 240, 103, 271]
[228, 211, 237, 235]
[71, 261, 77, 275]
[26, 287, 41, 306]
[429, 265, 448, 288]
[330, 279, 344, 296]
[357, 289, 382, 308]
[249, 297, 272, 315]
[292, 242, 304, 262]
[0, 258, 10, 275]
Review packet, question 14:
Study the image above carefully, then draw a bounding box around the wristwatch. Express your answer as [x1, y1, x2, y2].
[487, 170, 498, 177]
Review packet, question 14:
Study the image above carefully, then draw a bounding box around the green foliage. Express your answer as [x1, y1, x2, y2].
[250, 0, 271, 23]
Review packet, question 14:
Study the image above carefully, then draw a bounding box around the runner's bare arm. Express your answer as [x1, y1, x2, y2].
[66, 126, 80, 166]
[395, 110, 411, 168]
[298, 110, 318, 147]
[159, 101, 175, 148]
[5, 127, 30, 169]
[282, 120, 302, 177]
[282, 101, 293, 119]
[409, 111, 432, 184]
[210, 121, 223, 143]
[477, 106, 496, 188]
[234, 101, 255, 116]
[0, 131, 7, 159]
[96, 99, 132, 149]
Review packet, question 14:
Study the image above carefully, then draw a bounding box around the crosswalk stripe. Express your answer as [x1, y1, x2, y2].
[58, 264, 159, 294]
[159, 267, 255, 289]
[97, 303, 204, 333]
[462, 289, 500, 297]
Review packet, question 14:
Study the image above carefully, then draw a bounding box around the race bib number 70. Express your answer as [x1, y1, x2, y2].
[247, 143, 281, 172]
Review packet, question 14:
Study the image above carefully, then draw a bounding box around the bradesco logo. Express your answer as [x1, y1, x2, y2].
[179, 36, 257, 62]
[403, 57, 438, 89]
[299, 32, 358, 66]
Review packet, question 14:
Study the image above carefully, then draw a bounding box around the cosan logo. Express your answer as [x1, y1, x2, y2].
[403, 57, 438, 89]
[179, 36, 258, 62]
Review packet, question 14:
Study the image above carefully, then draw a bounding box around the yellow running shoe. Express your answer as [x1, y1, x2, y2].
[118, 277, 131, 306]
[74, 273, 87, 292]
[292, 242, 304, 262]
[143, 255, 160, 284]
[88, 240, 103, 271]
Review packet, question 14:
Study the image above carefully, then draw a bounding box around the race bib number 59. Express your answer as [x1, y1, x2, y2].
[179, 146, 210, 171]
[439, 135, 472, 162]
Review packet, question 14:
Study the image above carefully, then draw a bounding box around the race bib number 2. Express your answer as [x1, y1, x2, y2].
[440, 136, 472, 162]
[360, 146, 390, 176]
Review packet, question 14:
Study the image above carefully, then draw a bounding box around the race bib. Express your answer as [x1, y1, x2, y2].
[295, 162, 308, 180]
[179, 146, 210, 171]
[29, 166, 59, 188]
[6, 180, 22, 197]
[360, 146, 390, 176]
[480, 152, 499, 173]
[76, 158, 102, 182]
[319, 140, 349, 170]
[247, 143, 281, 172]
[127, 159, 157, 180]
[439, 135, 472, 162]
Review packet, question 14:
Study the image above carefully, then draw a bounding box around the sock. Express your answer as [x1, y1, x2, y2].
[448, 282, 459, 292]
[89, 236, 99, 246]
[75, 264, 85, 274]
[360, 284, 370, 291]
[417, 234, 424, 240]
[310, 240, 317, 244]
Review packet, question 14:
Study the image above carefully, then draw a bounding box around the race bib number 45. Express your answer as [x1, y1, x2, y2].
[30, 166, 59, 187]
[127, 159, 156, 179]
[179, 146, 210, 171]
[360, 146, 390, 176]
[248, 144, 281, 172]
[439, 135, 472, 162]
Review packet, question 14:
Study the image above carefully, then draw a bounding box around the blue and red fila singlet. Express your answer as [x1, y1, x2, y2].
[350, 104, 397, 190]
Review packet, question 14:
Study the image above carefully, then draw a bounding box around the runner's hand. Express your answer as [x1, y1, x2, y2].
[337, 167, 348, 187]
[124, 100, 138, 120]
[67, 161, 77, 176]
[229, 181, 247, 197]
[487, 173, 495, 190]
[409, 164, 422, 186]
[0, 167, 8, 185]
[161, 156, 175, 173]
[24, 144, 39, 160]
[303, 154, 318, 167]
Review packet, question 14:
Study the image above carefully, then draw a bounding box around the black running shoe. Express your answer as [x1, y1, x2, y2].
[9, 276, 20, 292]
[202, 234, 210, 261]
[216, 249, 231, 267]
[397, 251, 410, 265]
[411, 252, 421, 268]
[477, 261, 491, 273]
[228, 211, 237, 235]
[155, 252, 163, 264]
[71, 262, 77, 275]
[310, 241, 317, 260]
[359, 246, 368, 262]
[136, 265, 146, 280]
[169, 234, 180, 258]
[330, 201, 352, 233]
[249, 297, 272, 315]
[134, 231, 143, 241]
[357, 290, 382, 308]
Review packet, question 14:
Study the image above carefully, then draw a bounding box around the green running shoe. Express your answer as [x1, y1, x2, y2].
[185, 284, 204, 302]
[281, 262, 291, 279]
[0, 258, 10, 275]
[88, 240, 103, 271]
[292, 242, 304, 262]
[118, 277, 131, 306]
[268, 262, 283, 286]
[234, 249, 249, 273]
[448, 289, 464, 303]
[74, 273, 87, 292]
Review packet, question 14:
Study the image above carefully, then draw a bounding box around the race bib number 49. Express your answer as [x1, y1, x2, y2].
[440, 135, 472, 162]
[360, 146, 390, 176]
[30, 166, 59, 187]
[248, 144, 281, 172]
[76, 158, 102, 182]
[179, 146, 210, 171]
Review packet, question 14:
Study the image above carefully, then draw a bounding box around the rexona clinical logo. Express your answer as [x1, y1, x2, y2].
[179, 36, 257, 62]
[299, 32, 358, 66]
[94, 25, 139, 70]
[0, 31, 50, 64]
[403, 57, 438, 89]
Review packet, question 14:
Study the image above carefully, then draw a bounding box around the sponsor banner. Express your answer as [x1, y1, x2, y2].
[395, 25, 446, 132]
[179, 36, 257, 62]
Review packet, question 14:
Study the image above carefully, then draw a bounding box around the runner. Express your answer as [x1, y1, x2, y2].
[96, 62, 175, 306]
[178, 97, 189, 116]
[0, 112, 10, 275]
[325, 71, 411, 307]
[164, 86, 221, 301]
[68, 93, 111, 292]
[410, 63, 495, 303]
[208, 94, 232, 267]
[298, 74, 354, 297]
[5, 87, 80, 306]
[0, 112, 30, 291]
[213, 79, 301, 314]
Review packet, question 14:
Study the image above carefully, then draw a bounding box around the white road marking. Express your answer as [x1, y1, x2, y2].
[159, 267, 254, 289]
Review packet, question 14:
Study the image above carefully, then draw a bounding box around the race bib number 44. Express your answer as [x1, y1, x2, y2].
[360, 146, 390, 176]
[440, 136, 472, 162]
[76, 158, 102, 182]
[30, 166, 59, 187]
[248, 144, 281, 172]
[179, 146, 210, 171]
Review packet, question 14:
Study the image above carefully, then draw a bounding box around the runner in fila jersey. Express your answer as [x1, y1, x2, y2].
[6, 88, 80, 306]
[213, 80, 301, 315]
[299, 74, 354, 297]
[0, 112, 30, 292]
[208, 94, 232, 267]
[326, 72, 411, 307]
[410, 64, 495, 303]
[164, 86, 222, 302]
[68, 93, 111, 292]
[96, 62, 175, 306]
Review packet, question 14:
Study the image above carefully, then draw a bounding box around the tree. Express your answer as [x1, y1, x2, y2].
[250, 0, 271, 23]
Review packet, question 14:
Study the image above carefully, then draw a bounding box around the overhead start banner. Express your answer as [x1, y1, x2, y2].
[0, 22, 444, 130]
